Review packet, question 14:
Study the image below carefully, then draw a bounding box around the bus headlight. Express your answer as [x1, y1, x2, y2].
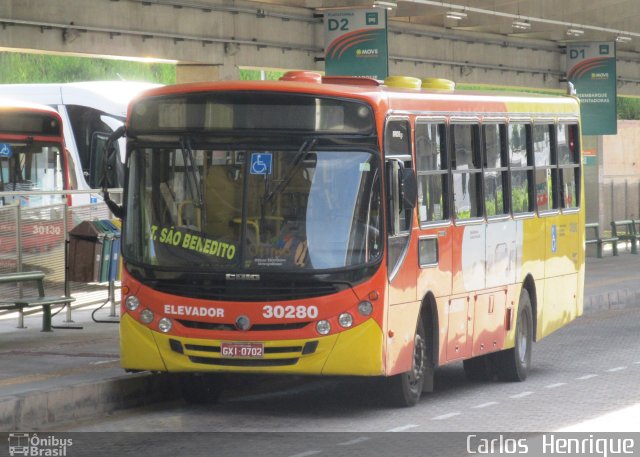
[140, 309, 154, 324]
[316, 320, 331, 335]
[338, 313, 353, 328]
[158, 317, 173, 333]
[358, 301, 373, 316]
[125, 295, 140, 311]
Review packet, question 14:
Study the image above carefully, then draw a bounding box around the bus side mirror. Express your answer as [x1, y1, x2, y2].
[400, 167, 417, 209]
[101, 126, 126, 219]
[92, 131, 124, 188]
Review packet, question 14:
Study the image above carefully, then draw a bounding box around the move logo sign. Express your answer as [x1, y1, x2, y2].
[356, 48, 379, 57]
[324, 9, 388, 79]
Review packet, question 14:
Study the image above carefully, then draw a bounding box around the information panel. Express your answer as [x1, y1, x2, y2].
[566, 42, 617, 135]
[324, 9, 388, 80]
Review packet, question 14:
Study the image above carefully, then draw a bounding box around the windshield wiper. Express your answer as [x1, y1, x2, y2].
[179, 136, 204, 209]
[263, 137, 317, 205]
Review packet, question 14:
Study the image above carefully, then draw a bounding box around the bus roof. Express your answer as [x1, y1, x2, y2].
[133, 74, 580, 119]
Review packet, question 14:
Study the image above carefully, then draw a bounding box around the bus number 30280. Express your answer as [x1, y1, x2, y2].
[262, 305, 319, 319]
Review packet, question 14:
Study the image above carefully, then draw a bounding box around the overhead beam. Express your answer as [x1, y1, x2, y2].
[0, 0, 639, 95]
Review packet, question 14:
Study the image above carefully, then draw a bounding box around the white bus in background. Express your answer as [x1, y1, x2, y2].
[0, 81, 159, 204]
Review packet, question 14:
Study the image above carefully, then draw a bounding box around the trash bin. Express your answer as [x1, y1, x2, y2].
[93, 219, 121, 282]
[68, 220, 121, 283]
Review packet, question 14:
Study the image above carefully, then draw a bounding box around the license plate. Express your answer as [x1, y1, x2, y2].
[220, 342, 264, 358]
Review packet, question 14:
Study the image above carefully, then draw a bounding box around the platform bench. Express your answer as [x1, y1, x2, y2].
[585, 223, 618, 258]
[610, 220, 640, 255]
[0, 271, 75, 331]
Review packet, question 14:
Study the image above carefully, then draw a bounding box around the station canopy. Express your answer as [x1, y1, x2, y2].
[252, 0, 639, 52]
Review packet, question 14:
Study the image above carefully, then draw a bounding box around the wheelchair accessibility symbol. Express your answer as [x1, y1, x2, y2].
[0, 143, 13, 158]
[250, 152, 272, 175]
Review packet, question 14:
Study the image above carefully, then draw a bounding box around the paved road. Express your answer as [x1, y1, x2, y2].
[57, 307, 640, 435]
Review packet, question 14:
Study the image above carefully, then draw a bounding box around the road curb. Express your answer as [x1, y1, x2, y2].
[2, 288, 639, 431]
[583, 288, 640, 315]
[0, 373, 178, 431]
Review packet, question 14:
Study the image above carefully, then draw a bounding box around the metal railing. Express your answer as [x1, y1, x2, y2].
[0, 189, 123, 324]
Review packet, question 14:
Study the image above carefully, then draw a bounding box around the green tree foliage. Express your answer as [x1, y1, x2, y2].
[617, 96, 640, 120]
[0, 52, 175, 84]
[240, 69, 285, 81]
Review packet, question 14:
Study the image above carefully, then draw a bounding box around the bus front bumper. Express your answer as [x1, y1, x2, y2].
[120, 314, 385, 376]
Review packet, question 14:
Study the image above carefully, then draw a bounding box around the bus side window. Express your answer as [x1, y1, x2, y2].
[384, 118, 413, 278]
[452, 123, 482, 220]
[533, 124, 557, 212]
[384, 119, 411, 158]
[482, 123, 508, 217]
[416, 121, 448, 223]
[557, 123, 581, 209]
[508, 123, 534, 214]
[384, 119, 412, 235]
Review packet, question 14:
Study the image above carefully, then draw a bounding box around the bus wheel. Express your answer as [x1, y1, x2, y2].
[387, 319, 427, 407]
[178, 373, 224, 404]
[494, 289, 533, 382]
[463, 355, 494, 381]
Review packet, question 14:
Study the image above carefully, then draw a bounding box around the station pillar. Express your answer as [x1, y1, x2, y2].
[176, 63, 239, 83]
[582, 135, 601, 225]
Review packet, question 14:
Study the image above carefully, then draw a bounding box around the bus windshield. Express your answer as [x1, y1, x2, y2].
[124, 143, 382, 272]
[0, 141, 65, 207]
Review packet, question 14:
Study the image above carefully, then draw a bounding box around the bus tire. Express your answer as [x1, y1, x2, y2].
[494, 289, 533, 382]
[387, 318, 427, 407]
[463, 355, 494, 381]
[178, 373, 224, 404]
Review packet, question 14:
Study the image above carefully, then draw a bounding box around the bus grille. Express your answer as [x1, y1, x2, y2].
[176, 320, 310, 331]
[149, 279, 342, 302]
[169, 339, 319, 367]
[188, 356, 299, 367]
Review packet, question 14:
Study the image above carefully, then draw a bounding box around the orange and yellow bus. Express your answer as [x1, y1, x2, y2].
[115, 72, 584, 406]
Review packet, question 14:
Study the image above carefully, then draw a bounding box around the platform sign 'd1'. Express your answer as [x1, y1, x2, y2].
[566, 42, 617, 135]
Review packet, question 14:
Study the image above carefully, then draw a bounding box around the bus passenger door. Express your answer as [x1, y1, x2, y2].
[384, 118, 419, 376]
[386, 158, 416, 303]
[540, 122, 582, 337]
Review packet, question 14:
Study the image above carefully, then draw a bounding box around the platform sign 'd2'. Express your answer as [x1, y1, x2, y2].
[324, 8, 389, 79]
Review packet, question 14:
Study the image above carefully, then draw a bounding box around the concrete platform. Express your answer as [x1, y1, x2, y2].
[0, 302, 179, 431]
[1, 253, 639, 431]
